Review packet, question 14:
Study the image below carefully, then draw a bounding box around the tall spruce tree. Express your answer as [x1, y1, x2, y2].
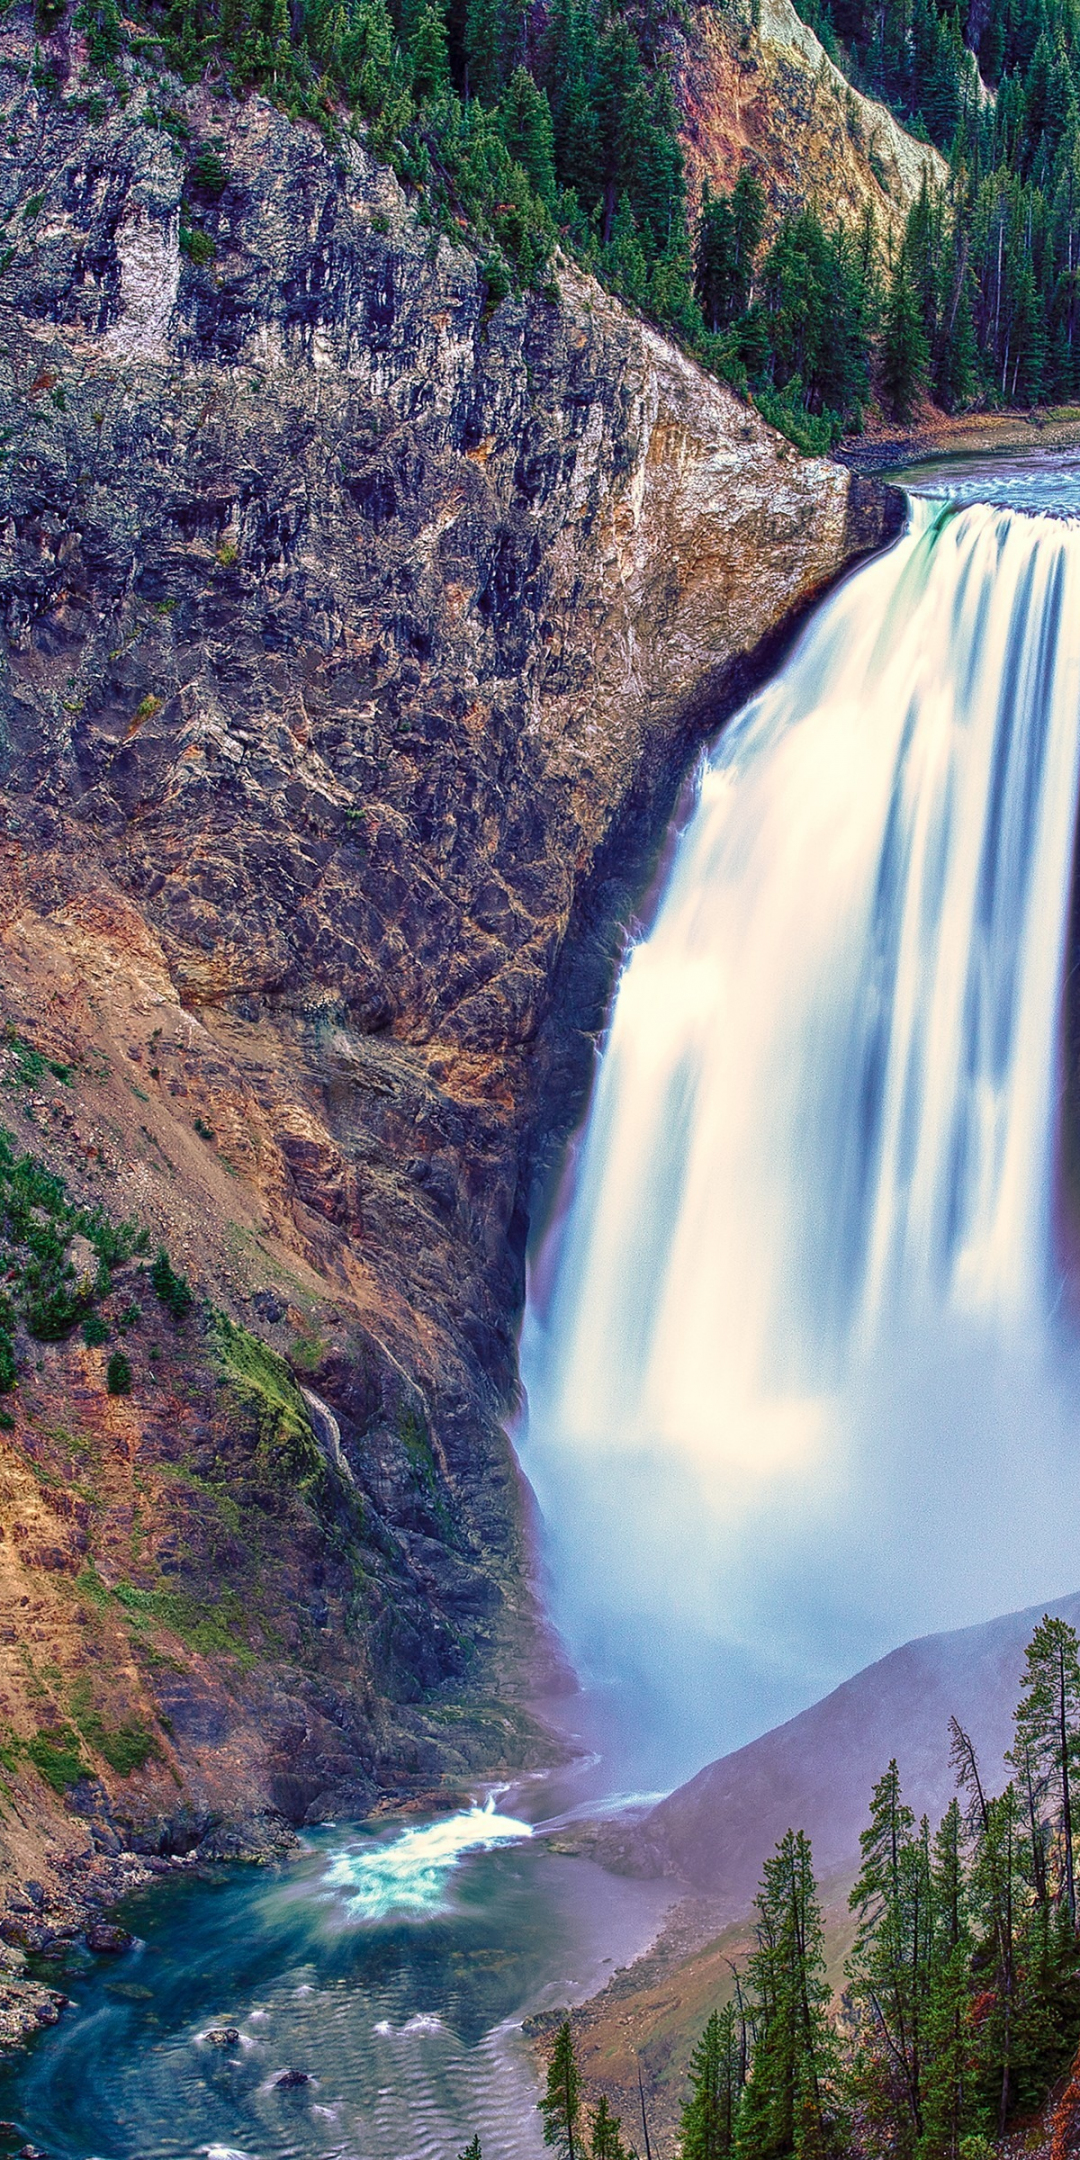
[846, 1762, 931, 2154]
[588, 2094, 630, 2160]
[1010, 1616, 1080, 1933]
[681, 2004, 743, 2160]
[918, 1800, 974, 2160]
[739, 1830, 840, 2160]
[882, 249, 930, 416]
[499, 67, 557, 200]
[541, 2020, 582, 2160]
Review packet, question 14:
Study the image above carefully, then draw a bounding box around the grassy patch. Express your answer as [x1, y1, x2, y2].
[209, 1310, 323, 1493]
[2, 1028, 70, 1088]
[76, 1564, 257, 1665]
[23, 1724, 86, 1793]
[158, 1460, 243, 1535]
[70, 1679, 160, 1775]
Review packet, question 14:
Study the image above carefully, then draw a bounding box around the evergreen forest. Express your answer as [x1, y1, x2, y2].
[505, 1614, 1080, 2160]
[68, 0, 1080, 446]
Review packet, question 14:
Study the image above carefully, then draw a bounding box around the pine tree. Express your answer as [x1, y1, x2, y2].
[1010, 1616, 1080, 1933]
[695, 184, 736, 331]
[681, 2004, 743, 2160]
[846, 1763, 930, 2154]
[918, 1800, 974, 2160]
[739, 1830, 841, 2160]
[410, 0, 450, 100]
[541, 0, 598, 207]
[541, 2020, 582, 2160]
[499, 66, 557, 200]
[881, 250, 930, 417]
[589, 2094, 630, 2160]
[463, 0, 497, 100]
[695, 170, 765, 333]
[457, 2142, 482, 2160]
[970, 1781, 1022, 2133]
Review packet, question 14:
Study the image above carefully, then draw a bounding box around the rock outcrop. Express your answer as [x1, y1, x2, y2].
[0, 2, 901, 1928]
[674, 0, 948, 238]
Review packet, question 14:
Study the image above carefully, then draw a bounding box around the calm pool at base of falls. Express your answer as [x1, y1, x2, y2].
[0, 1800, 675, 2160]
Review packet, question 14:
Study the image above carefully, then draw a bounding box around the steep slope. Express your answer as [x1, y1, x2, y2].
[672, 0, 947, 238]
[537, 1592, 1080, 2144]
[608, 1590, 1080, 1910]
[0, 2, 900, 1966]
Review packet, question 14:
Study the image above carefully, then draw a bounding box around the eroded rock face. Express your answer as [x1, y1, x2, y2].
[673, 0, 947, 238]
[0, 8, 901, 1886]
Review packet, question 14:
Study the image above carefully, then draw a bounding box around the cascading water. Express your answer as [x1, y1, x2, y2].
[520, 492, 1080, 1783]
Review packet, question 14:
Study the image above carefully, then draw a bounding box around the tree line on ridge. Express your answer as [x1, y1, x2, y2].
[456, 1613, 1080, 2160]
[60, 0, 1080, 449]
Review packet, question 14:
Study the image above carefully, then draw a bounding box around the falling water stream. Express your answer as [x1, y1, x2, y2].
[520, 467, 1080, 1781]
[8, 455, 1080, 2156]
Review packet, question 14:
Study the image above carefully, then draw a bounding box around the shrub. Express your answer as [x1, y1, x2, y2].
[179, 226, 216, 265]
[189, 145, 229, 198]
[106, 1350, 133, 1395]
[150, 1249, 194, 1322]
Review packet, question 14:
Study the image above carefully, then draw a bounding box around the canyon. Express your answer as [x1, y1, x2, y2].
[0, 0, 904, 2040]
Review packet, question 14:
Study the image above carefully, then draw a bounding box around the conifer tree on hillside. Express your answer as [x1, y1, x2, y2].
[1009, 1615, 1080, 1933]
[409, 0, 451, 102]
[738, 1830, 841, 2160]
[588, 2093, 631, 2160]
[499, 67, 557, 202]
[846, 1762, 932, 2153]
[918, 1800, 974, 2160]
[541, 2020, 582, 2160]
[681, 2003, 743, 2160]
[881, 250, 930, 416]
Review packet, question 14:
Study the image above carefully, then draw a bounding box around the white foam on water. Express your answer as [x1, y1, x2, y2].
[323, 1798, 533, 1923]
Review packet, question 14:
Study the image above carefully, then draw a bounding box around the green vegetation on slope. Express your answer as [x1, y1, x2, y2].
[46, 0, 889, 441]
[801, 0, 1080, 413]
[500, 1614, 1080, 2160]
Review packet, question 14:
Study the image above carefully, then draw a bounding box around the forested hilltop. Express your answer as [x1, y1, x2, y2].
[63, 0, 1080, 448]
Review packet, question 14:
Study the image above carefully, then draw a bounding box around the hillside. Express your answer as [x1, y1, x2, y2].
[609, 1589, 1080, 1907]
[673, 0, 946, 239]
[541, 1591, 1080, 2144]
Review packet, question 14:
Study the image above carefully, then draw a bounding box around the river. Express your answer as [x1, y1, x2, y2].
[0, 1787, 674, 2160]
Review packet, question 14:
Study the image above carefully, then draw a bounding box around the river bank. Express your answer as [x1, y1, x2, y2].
[838, 403, 1080, 470]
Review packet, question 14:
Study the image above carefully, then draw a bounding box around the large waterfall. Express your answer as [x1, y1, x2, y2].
[520, 494, 1080, 1783]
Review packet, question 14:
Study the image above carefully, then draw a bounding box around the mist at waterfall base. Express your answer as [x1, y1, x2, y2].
[520, 488, 1080, 1790]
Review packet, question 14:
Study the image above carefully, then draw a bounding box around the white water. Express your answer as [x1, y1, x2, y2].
[321, 1800, 533, 1923]
[520, 495, 1080, 1781]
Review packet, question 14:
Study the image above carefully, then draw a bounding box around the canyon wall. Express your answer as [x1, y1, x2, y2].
[0, 3, 900, 1989]
[673, 0, 947, 237]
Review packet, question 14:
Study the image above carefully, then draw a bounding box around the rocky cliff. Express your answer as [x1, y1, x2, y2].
[673, 0, 947, 238]
[0, 1, 900, 2002]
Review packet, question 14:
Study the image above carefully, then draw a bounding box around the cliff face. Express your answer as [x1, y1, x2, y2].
[0, 4, 900, 1959]
[673, 0, 947, 238]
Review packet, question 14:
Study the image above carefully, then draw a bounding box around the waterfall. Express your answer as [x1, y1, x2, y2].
[519, 496, 1080, 1783]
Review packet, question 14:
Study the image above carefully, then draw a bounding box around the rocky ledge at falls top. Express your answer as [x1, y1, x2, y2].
[0, 4, 900, 2028]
